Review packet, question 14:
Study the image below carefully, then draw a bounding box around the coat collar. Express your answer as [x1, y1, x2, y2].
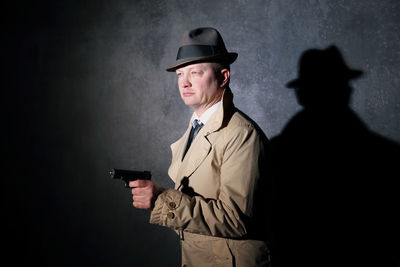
[191, 87, 235, 135]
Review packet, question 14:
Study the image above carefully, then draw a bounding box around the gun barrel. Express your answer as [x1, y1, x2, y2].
[110, 168, 152, 182]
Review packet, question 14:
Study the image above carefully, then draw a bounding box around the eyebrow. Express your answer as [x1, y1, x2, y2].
[185, 66, 205, 72]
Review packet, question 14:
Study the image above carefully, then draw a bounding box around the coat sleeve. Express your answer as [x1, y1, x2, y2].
[149, 124, 264, 238]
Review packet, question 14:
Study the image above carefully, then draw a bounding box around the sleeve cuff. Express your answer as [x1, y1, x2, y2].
[149, 189, 183, 227]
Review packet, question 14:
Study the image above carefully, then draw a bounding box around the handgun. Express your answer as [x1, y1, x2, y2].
[109, 168, 152, 188]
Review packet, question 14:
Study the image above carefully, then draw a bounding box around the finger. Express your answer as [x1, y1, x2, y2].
[131, 187, 150, 196]
[130, 179, 150, 188]
[132, 197, 151, 209]
[131, 187, 140, 195]
[132, 194, 143, 202]
[133, 201, 149, 209]
[133, 200, 143, 209]
[133, 194, 150, 203]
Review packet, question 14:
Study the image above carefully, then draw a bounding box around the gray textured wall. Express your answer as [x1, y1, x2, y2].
[4, 0, 399, 266]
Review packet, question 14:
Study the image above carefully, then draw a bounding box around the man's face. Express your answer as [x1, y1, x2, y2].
[176, 62, 225, 116]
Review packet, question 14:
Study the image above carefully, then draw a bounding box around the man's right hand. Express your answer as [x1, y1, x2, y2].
[129, 180, 163, 210]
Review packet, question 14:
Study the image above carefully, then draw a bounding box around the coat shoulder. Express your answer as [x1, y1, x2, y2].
[227, 110, 268, 139]
[229, 110, 256, 129]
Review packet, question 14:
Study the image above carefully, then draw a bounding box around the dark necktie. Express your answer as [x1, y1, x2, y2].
[182, 119, 204, 160]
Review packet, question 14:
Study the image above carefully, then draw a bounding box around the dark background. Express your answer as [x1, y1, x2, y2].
[3, 0, 399, 266]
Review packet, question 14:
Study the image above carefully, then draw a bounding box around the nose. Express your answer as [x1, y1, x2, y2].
[181, 74, 191, 88]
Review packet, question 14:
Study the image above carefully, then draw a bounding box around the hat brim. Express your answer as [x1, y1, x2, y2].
[165, 53, 238, 72]
[286, 69, 363, 88]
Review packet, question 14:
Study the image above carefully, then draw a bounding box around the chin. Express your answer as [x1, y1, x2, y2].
[182, 99, 196, 107]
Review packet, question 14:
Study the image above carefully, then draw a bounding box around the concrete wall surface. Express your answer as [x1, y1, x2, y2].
[4, 0, 399, 266]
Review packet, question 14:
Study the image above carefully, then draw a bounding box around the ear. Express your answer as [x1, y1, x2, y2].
[219, 69, 230, 88]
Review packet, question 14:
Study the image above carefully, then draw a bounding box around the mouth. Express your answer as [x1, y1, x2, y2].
[182, 92, 195, 97]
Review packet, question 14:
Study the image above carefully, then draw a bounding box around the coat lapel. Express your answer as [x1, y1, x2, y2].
[168, 123, 192, 184]
[180, 129, 212, 178]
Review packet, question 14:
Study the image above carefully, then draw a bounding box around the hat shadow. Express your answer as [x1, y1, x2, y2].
[269, 45, 400, 267]
[286, 45, 363, 109]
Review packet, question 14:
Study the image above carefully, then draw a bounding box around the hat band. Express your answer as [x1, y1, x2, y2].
[176, 45, 225, 60]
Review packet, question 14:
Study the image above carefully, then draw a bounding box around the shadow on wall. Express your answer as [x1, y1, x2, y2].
[269, 45, 400, 267]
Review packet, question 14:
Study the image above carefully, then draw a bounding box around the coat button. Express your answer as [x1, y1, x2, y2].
[168, 202, 176, 209]
[167, 212, 175, 219]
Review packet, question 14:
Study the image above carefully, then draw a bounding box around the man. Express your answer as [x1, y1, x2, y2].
[130, 27, 271, 267]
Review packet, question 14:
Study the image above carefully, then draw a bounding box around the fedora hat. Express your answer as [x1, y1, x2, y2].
[286, 45, 363, 88]
[166, 27, 238, 72]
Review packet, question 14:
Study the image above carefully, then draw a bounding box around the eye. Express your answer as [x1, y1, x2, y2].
[176, 72, 182, 77]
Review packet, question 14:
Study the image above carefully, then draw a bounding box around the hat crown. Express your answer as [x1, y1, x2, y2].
[166, 27, 237, 72]
[181, 28, 226, 49]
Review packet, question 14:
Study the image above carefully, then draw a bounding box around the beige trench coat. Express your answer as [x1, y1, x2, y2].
[150, 89, 270, 267]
